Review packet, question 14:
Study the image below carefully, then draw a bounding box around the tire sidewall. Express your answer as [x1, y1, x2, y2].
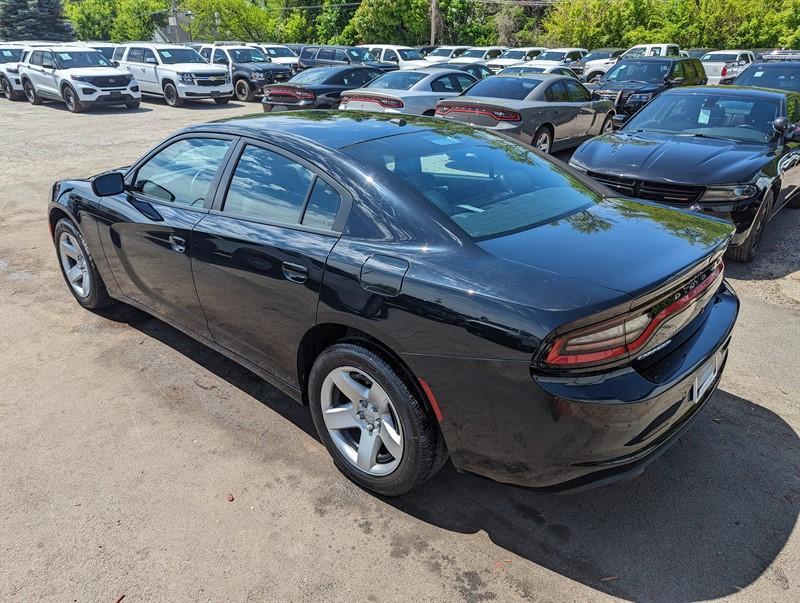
[54, 218, 108, 309]
[163, 82, 180, 106]
[534, 127, 552, 154]
[308, 344, 430, 495]
[62, 85, 81, 112]
[235, 79, 252, 101]
[24, 80, 39, 104]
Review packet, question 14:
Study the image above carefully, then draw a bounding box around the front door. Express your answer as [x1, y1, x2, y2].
[191, 140, 347, 387]
[95, 135, 236, 337]
[563, 79, 596, 140]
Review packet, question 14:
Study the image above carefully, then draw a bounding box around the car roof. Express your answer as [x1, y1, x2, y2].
[546, 47, 586, 52]
[31, 46, 98, 53]
[705, 50, 750, 54]
[119, 42, 184, 49]
[359, 44, 411, 50]
[183, 112, 440, 150]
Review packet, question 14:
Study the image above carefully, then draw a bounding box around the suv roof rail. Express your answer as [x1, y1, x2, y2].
[213, 41, 245, 46]
[760, 52, 800, 62]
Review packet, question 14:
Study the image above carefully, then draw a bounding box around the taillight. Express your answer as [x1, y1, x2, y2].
[265, 86, 315, 100]
[434, 105, 521, 121]
[542, 259, 724, 369]
[435, 105, 450, 115]
[721, 66, 727, 76]
[343, 94, 404, 108]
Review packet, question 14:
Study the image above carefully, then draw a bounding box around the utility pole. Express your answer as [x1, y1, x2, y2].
[430, 0, 437, 46]
[170, 0, 179, 43]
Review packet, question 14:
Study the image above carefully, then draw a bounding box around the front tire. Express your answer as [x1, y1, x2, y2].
[62, 85, 84, 113]
[532, 126, 553, 154]
[601, 113, 614, 134]
[234, 79, 254, 102]
[53, 218, 113, 309]
[213, 97, 230, 105]
[125, 100, 141, 109]
[308, 343, 447, 496]
[163, 81, 183, 107]
[23, 80, 42, 105]
[725, 191, 772, 263]
[1, 76, 19, 100]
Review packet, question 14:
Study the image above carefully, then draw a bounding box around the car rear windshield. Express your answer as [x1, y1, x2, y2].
[0, 48, 24, 63]
[625, 92, 781, 143]
[464, 76, 542, 100]
[54, 50, 112, 68]
[345, 130, 598, 240]
[702, 53, 738, 62]
[735, 64, 800, 91]
[366, 71, 426, 89]
[157, 48, 205, 64]
[290, 67, 335, 85]
[604, 60, 670, 83]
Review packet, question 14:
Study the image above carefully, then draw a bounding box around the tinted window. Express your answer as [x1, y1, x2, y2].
[334, 49, 349, 62]
[384, 49, 398, 62]
[345, 131, 599, 241]
[134, 138, 231, 206]
[93, 46, 114, 59]
[367, 70, 426, 89]
[566, 51, 582, 61]
[545, 81, 569, 102]
[128, 48, 144, 63]
[625, 92, 781, 143]
[213, 49, 228, 64]
[666, 46, 680, 56]
[200, 47, 211, 61]
[223, 145, 314, 223]
[141, 48, 156, 64]
[0, 48, 23, 63]
[300, 47, 318, 59]
[564, 79, 591, 101]
[302, 179, 341, 229]
[53, 50, 112, 68]
[650, 47, 662, 56]
[464, 77, 543, 100]
[318, 49, 335, 61]
[672, 62, 687, 79]
[605, 60, 670, 83]
[736, 65, 800, 91]
[431, 75, 458, 92]
[454, 73, 476, 90]
[112, 46, 125, 61]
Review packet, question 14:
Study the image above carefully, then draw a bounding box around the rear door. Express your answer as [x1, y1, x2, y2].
[563, 79, 596, 139]
[95, 135, 236, 337]
[190, 139, 349, 386]
[543, 80, 578, 143]
[39, 51, 60, 96]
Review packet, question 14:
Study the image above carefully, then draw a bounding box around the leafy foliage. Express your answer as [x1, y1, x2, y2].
[109, 0, 168, 42]
[0, 0, 75, 40]
[65, 0, 117, 41]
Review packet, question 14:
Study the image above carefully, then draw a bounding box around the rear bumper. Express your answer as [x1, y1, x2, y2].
[404, 281, 739, 491]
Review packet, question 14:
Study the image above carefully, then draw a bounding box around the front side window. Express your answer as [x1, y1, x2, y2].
[384, 49, 398, 62]
[200, 47, 211, 61]
[30, 51, 43, 66]
[133, 138, 231, 206]
[430, 75, 458, 93]
[112, 46, 125, 61]
[464, 77, 543, 100]
[334, 50, 350, 62]
[564, 79, 591, 102]
[213, 49, 228, 64]
[545, 81, 569, 102]
[223, 145, 314, 224]
[345, 131, 599, 241]
[454, 73, 476, 90]
[141, 48, 157, 64]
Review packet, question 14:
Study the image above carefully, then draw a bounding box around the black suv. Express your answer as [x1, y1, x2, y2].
[199, 45, 292, 102]
[589, 57, 707, 126]
[298, 46, 396, 72]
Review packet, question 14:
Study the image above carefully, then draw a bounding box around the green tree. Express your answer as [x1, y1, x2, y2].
[110, 0, 168, 42]
[0, 0, 75, 40]
[316, 0, 356, 44]
[65, 0, 117, 41]
[184, 0, 278, 41]
[279, 10, 310, 43]
[349, 0, 429, 45]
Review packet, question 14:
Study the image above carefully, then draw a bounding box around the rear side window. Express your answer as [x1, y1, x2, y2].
[133, 138, 231, 206]
[113, 46, 125, 61]
[318, 49, 335, 61]
[128, 47, 144, 63]
[300, 47, 318, 60]
[545, 81, 569, 102]
[302, 179, 341, 229]
[346, 131, 598, 241]
[564, 79, 591, 102]
[223, 145, 314, 224]
[464, 77, 542, 100]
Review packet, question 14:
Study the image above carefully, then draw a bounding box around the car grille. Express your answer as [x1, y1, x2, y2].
[594, 89, 632, 108]
[87, 76, 129, 88]
[588, 172, 705, 204]
[195, 74, 228, 86]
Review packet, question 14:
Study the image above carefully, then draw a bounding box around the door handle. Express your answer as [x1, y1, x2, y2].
[282, 261, 308, 283]
[168, 234, 186, 253]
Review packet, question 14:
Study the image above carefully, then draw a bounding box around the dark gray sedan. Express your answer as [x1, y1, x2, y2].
[435, 74, 615, 153]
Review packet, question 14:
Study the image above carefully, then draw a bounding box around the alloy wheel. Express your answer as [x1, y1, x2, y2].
[58, 232, 90, 298]
[535, 131, 551, 153]
[164, 85, 177, 106]
[64, 88, 75, 111]
[603, 117, 614, 133]
[320, 366, 404, 476]
[24, 82, 34, 102]
[235, 80, 250, 101]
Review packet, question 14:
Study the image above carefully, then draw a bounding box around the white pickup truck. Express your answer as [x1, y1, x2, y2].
[620, 44, 681, 59]
[114, 43, 233, 107]
[700, 50, 755, 84]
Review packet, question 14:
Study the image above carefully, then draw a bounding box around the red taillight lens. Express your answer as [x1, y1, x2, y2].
[721, 66, 727, 76]
[543, 259, 724, 369]
[435, 105, 450, 115]
[344, 95, 404, 108]
[435, 105, 521, 121]
[489, 109, 522, 121]
[265, 86, 315, 100]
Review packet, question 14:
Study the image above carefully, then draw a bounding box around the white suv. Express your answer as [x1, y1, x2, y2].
[18, 46, 141, 112]
[359, 45, 429, 69]
[0, 44, 27, 100]
[115, 43, 233, 107]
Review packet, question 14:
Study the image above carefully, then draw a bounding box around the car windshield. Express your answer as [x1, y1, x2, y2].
[625, 92, 781, 143]
[366, 71, 426, 89]
[604, 60, 670, 83]
[346, 47, 377, 61]
[735, 65, 800, 91]
[702, 53, 738, 62]
[265, 46, 296, 58]
[582, 50, 614, 61]
[623, 47, 648, 58]
[462, 49, 488, 58]
[464, 76, 542, 100]
[537, 51, 567, 61]
[54, 50, 112, 68]
[428, 47, 454, 57]
[157, 48, 205, 64]
[90, 46, 114, 59]
[289, 67, 334, 85]
[499, 50, 525, 60]
[230, 48, 268, 63]
[345, 130, 599, 241]
[0, 48, 24, 63]
[398, 49, 424, 60]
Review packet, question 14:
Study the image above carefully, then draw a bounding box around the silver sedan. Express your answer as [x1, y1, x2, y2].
[435, 74, 615, 153]
[339, 68, 477, 116]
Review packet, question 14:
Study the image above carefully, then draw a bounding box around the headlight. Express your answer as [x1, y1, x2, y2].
[177, 72, 194, 84]
[253, 72, 265, 80]
[568, 158, 589, 173]
[70, 75, 93, 83]
[627, 92, 653, 103]
[700, 185, 759, 202]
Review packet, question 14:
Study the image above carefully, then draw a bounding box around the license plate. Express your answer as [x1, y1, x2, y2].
[692, 355, 719, 402]
[210, 90, 220, 97]
[110, 92, 121, 97]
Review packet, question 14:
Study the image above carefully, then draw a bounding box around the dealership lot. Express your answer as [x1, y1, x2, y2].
[1, 100, 799, 601]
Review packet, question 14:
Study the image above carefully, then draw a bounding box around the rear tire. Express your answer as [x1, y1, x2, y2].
[214, 97, 230, 105]
[308, 343, 448, 496]
[234, 79, 254, 102]
[62, 85, 84, 113]
[1, 76, 19, 100]
[725, 191, 772, 263]
[23, 79, 42, 105]
[532, 126, 553, 154]
[53, 218, 113, 309]
[163, 81, 183, 107]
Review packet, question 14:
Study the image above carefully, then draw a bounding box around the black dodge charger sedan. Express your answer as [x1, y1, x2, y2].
[570, 86, 800, 262]
[48, 112, 738, 495]
[262, 66, 383, 111]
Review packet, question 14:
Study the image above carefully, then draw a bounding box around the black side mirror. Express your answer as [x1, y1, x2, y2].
[773, 116, 790, 132]
[92, 172, 125, 197]
[112, 60, 120, 67]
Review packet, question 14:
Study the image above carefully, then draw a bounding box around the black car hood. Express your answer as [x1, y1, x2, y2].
[574, 131, 772, 184]
[478, 197, 732, 299]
